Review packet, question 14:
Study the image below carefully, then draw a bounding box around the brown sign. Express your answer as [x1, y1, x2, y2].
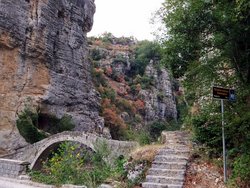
[213, 87, 229, 99]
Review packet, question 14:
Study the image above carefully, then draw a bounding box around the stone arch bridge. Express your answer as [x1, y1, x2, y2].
[7, 131, 138, 170]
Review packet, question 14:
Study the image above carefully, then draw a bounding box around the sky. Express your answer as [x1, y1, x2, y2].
[88, 0, 165, 41]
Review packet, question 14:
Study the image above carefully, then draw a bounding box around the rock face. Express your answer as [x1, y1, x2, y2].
[140, 61, 177, 122]
[0, 0, 103, 152]
[89, 37, 177, 128]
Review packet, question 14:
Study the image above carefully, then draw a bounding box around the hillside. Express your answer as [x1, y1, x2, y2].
[88, 33, 178, 141]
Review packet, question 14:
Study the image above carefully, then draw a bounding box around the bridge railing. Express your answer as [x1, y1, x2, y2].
[0, 158, 29, 178]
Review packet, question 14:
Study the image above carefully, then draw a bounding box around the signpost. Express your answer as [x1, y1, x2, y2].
[212, 86, 235, 183]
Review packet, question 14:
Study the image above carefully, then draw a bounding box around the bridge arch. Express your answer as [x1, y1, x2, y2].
[30, 132, 97, 170]
[29, 131, 138, 170]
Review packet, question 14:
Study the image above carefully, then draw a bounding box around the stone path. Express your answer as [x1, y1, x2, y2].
[142, 131, 191, 188]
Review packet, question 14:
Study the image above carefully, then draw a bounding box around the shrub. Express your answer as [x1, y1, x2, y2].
[102, 108, 127, 140]
[148, 121, 168, 141]
[141, 76, 155, 89]
[129, 41, 162, 77]
[115, 98, 136, 116]
[90, 48, 103, 61]
[100, 87, 116, 102]
[31, 141, 127, 187]
[17, 108, 75, 144]
[59, 115, 75, 132]
[192, 113, 222, 156]
[112, 54, 127, 64]
[92, 68, 108, 87]
[231, 154, 250, 187]
[16, 108, 47, 144]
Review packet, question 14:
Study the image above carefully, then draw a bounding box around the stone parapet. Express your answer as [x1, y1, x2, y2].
[0, 158, 29, 178]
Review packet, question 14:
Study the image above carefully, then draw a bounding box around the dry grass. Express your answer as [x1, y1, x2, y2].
[130, 144, 164, 162]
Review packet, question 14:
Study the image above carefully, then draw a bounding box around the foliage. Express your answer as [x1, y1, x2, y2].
[16, 108, 47, 144]
[112, 54, 127, 64]
[99, 86, 116, 102]
[30, 141, 127, 187]
[148, 121, 169, 141]
[92, 68, 108, 87]
[231, 153, 250, 187]
[157, 0, 250, 184]
[16, 108, 75, 144]
[40, 114, 75, 134]
[131, 75, 154, 90]
[129, 41, 162, 77]
[115, 98, 136, 116]
[90, 48, 103, 61]
[102, 108, 127, 140]
[191, 110, 222, 156]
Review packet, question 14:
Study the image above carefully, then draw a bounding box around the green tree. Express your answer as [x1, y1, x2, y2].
[129, 41, 162, 76]
[157, 0, 250, 185]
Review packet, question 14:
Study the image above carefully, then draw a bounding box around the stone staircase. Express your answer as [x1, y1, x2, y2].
[142, 131, 191, 188]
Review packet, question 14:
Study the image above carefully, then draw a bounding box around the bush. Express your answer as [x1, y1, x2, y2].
[112, 54, 127, 64]
[17, 108, 75, 144]
[16, 108, 47, 144]
[30, 141, 126, 187]
[39, 114, 75, 134]
[231, 154, 250, 187]
[148, 121, 168, 141]
[92, 68, 108, 87]
[129, 41, 162, 77]
[192, 113, 222, 157]
[90, 48, 103, 61]
[140, 76, 154, 89]
[102, 108, 127, 140]
[115, 98, 136, 116]
[100, 87, 116, 102]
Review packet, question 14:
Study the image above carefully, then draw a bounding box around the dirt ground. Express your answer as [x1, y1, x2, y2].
[184, 155, 226, 188]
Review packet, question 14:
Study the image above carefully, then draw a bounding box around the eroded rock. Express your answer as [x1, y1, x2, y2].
[0, 0, 103, 152]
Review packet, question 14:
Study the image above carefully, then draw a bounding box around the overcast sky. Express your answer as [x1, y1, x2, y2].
[88, 0, 165, 41]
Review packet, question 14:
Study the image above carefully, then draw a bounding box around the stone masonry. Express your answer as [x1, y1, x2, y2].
[0, 159, 29, 178]
[3, 131, 139, 170]
[142, 131, 191, 188]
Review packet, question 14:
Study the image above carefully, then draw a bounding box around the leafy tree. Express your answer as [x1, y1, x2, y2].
[157, 0, 250, 185]
[129, 41, 162, 76]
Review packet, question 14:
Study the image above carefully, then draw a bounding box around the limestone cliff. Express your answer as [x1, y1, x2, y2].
[140, 61, 177, 122]
[89, 36, 177, 132]
[0, 0, 103, 153]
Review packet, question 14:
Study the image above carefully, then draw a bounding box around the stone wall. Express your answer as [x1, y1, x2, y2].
[0, 159, 29, 178]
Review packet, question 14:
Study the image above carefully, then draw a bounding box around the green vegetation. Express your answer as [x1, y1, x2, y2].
[30, 141, 114, 187]
[90, 48, 105, 61]
[157, 0, 250, 186]
[16, 108, 75, 144]
[129, 41, 162, 77]
[16, 108, 46, 144]
[30, 141, 148, 188]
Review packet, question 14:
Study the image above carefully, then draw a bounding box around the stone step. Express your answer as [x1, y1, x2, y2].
[146, 175, 184, 185]
[154, 155, 188, 163]
[147, 168, 185, 177]
[163, 145, 189, 150]
[152, 162, 186, 170]
[157, 149, 189, 156]
[142, 182, 183, 188]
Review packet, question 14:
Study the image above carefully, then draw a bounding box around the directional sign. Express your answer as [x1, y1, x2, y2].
[229, 89, 236, 102]
[213, 87, 230, 99]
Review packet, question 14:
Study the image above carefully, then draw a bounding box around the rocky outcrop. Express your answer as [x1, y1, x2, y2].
[140, 61, 177, 122]
[0, 0, 103, 152]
